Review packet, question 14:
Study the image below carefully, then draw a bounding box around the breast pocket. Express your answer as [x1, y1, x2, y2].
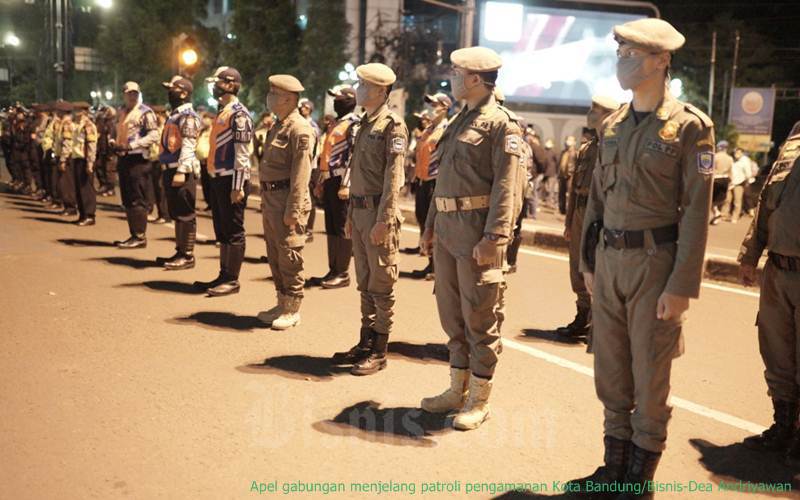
[267, 138, 290, 167]
[633, 150, 680, 211]
[455, 128, 487, 167]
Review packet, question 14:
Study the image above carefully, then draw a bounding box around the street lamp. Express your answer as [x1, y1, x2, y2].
[95, 0, 113, 9]
[3, 33, 21, 47]
[105, 90, 113, 100]
[180, 48, 198, 67]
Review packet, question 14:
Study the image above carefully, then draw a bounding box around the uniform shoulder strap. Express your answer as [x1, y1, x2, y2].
[683, 103, 713, 128]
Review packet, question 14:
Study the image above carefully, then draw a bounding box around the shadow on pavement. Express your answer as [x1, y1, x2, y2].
[13, 206, 57, 215]
[171, 311, 267, 331]
[237, 355, 351, 381]
[118, 280, 205, 295]
[312, 400, 453, 447]
[23, 215, 74, 225]
[398, 270, 431, 280]
[58, 238, 116, 247]
[388, 341, 448, 365]
[96, 201, 125, 213]
[690, 438, 796, 497]
[90, 256, 162, 269]
[6, 200, 43, 208]
[518, 329, 586, 347]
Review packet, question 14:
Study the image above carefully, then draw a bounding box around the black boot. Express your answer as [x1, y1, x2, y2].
[207, 244, 244, 296]
[351, 331, 388, 375]
[565, 435, 629, 498]
[194, 244, 227, 290]
[616, 444, 661, 499]
[412, 261, 434, 279]
[744, 399, 798, 452]
[321, 272, 351, 289]
[332, 328, 374, 365]
[165, 220, 196, 271]
[117, 207, 147, 249]
[557, 307, 592, 337]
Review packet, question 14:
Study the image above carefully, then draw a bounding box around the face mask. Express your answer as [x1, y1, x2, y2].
[168, 91, 184, 110]
[450, 73, 467, 100]
[333, 99, 354, 118]
[616, 55, 657, 90]
[355, 84, 370, 106]
[212, 84, 226, 99]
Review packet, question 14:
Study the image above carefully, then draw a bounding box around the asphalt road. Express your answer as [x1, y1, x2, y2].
[0, 189, 795, 499]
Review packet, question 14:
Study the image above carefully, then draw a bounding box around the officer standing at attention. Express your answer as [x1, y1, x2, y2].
[53, 102, 78, 217]
[156, 76, 202, 271]
[308, 86, 359, 289]
[60, 101, 98, 226]
[331, 63, 408, 376]
[255, 74, 314, 331]
[112, 82, 160, 249]
[557, 95, 619, 339]
[419, 47, 524, 431]
[738, 124, 800, 465]
[193, 67, 253, 297]
[569, 19, 714, 497]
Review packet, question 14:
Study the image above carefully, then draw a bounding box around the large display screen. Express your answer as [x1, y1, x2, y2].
[478, 1, 648, 107]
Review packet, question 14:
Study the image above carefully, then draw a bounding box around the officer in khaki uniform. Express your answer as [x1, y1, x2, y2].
[558, 95, 619, 339]
[256, 74, 314, 331]
[331, 63, 408, 376]
[418, 47, 524, 431]
[569, 19, 714, 497]
[739, 124, 800, 465]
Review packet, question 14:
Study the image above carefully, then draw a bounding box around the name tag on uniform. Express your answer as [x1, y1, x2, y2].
[645, 138, 679, 158]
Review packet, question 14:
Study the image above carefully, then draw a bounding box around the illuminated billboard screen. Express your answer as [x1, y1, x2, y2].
[478, 1, 649, 108]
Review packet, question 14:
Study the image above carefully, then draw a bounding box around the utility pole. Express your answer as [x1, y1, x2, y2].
[708, 31, 716, 119]
[730, 30, 740, 94]
[54, 0, 65, 100]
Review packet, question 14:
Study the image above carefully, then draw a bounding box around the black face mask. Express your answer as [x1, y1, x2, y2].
[168, 90, 186, 110]
[212, 84, 226, 100]
[333, 98, 355, 119]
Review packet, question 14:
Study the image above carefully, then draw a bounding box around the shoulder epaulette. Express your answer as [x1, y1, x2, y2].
[684, 103, 713, 128]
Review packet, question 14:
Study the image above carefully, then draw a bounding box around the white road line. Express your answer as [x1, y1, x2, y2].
[503, 339, 767, 435]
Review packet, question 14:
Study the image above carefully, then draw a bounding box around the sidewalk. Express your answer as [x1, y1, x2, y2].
[396, 195, 759, 286]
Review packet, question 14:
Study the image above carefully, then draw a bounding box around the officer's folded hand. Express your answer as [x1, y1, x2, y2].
[420, 228, 435, 256]
[86, 164, 94, 175]
[58, 161, 66, 172]
[739, 264, 757, 287]
[656, 292, 689, 321]
[370, 221, 389, 246]
[313, 182, 323, 199]
[473, 237, 500, 267]
[337, 187, 350, 200]
[172, 172, 186, 187]
[230, 189, 245, 204]
[283, 213, 298, 228]
[344, 219, 352, 240]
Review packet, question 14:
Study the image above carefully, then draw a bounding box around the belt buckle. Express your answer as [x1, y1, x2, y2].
[608, 229, 625, 248]
[460, 197, 472, 210]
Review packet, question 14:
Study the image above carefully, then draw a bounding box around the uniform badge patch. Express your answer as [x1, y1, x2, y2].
[697, 152, 714, 175]
[298, 135, 310, 151]
[504, 134, 521, 155]
[658, 120, 680, 142]
[391, 136, 406, 154]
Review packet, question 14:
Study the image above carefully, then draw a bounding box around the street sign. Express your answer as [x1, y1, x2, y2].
[729, 87, 776, 152]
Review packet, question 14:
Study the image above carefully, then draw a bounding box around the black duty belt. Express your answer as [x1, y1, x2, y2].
[261, 179, 290, 191]
[602, 224, 679, 250]
[350, 194, 381, 209]
[769, 252, 800, 272]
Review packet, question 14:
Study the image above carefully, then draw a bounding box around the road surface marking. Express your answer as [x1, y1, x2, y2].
[503, 339, 767, 435]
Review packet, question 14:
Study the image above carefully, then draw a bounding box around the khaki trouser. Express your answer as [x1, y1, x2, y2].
[433, 234, 504, 378]
[722, 183, 745, 221]
[261, 207, 306, 300]
[568, 203, 591, 311]
[757, 260, 800, 402]
[592, 239, 684, 452]
[351, 207, 399, 335]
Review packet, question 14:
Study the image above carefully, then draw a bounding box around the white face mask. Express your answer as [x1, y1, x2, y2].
[450, 72, 467, 100]
[355, 83, 370, 106]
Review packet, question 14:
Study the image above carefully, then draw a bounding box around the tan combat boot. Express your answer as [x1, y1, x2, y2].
[257, 294, 284, 325]
[420, 368, 469, 413]
[271, 296, 301, 330]
[453, 374, 492, 431]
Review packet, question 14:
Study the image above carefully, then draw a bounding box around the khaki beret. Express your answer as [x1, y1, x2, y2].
[71, 101, 91, 110]
[591, 95, 620, 111]
[450, 46, 502, 72]
[356, 63, 396, 86]
[613, 18, 685, 52]
[122, 81, 140, 94]
[268, 74, 304, 93]
[54, 101, 73, 112]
